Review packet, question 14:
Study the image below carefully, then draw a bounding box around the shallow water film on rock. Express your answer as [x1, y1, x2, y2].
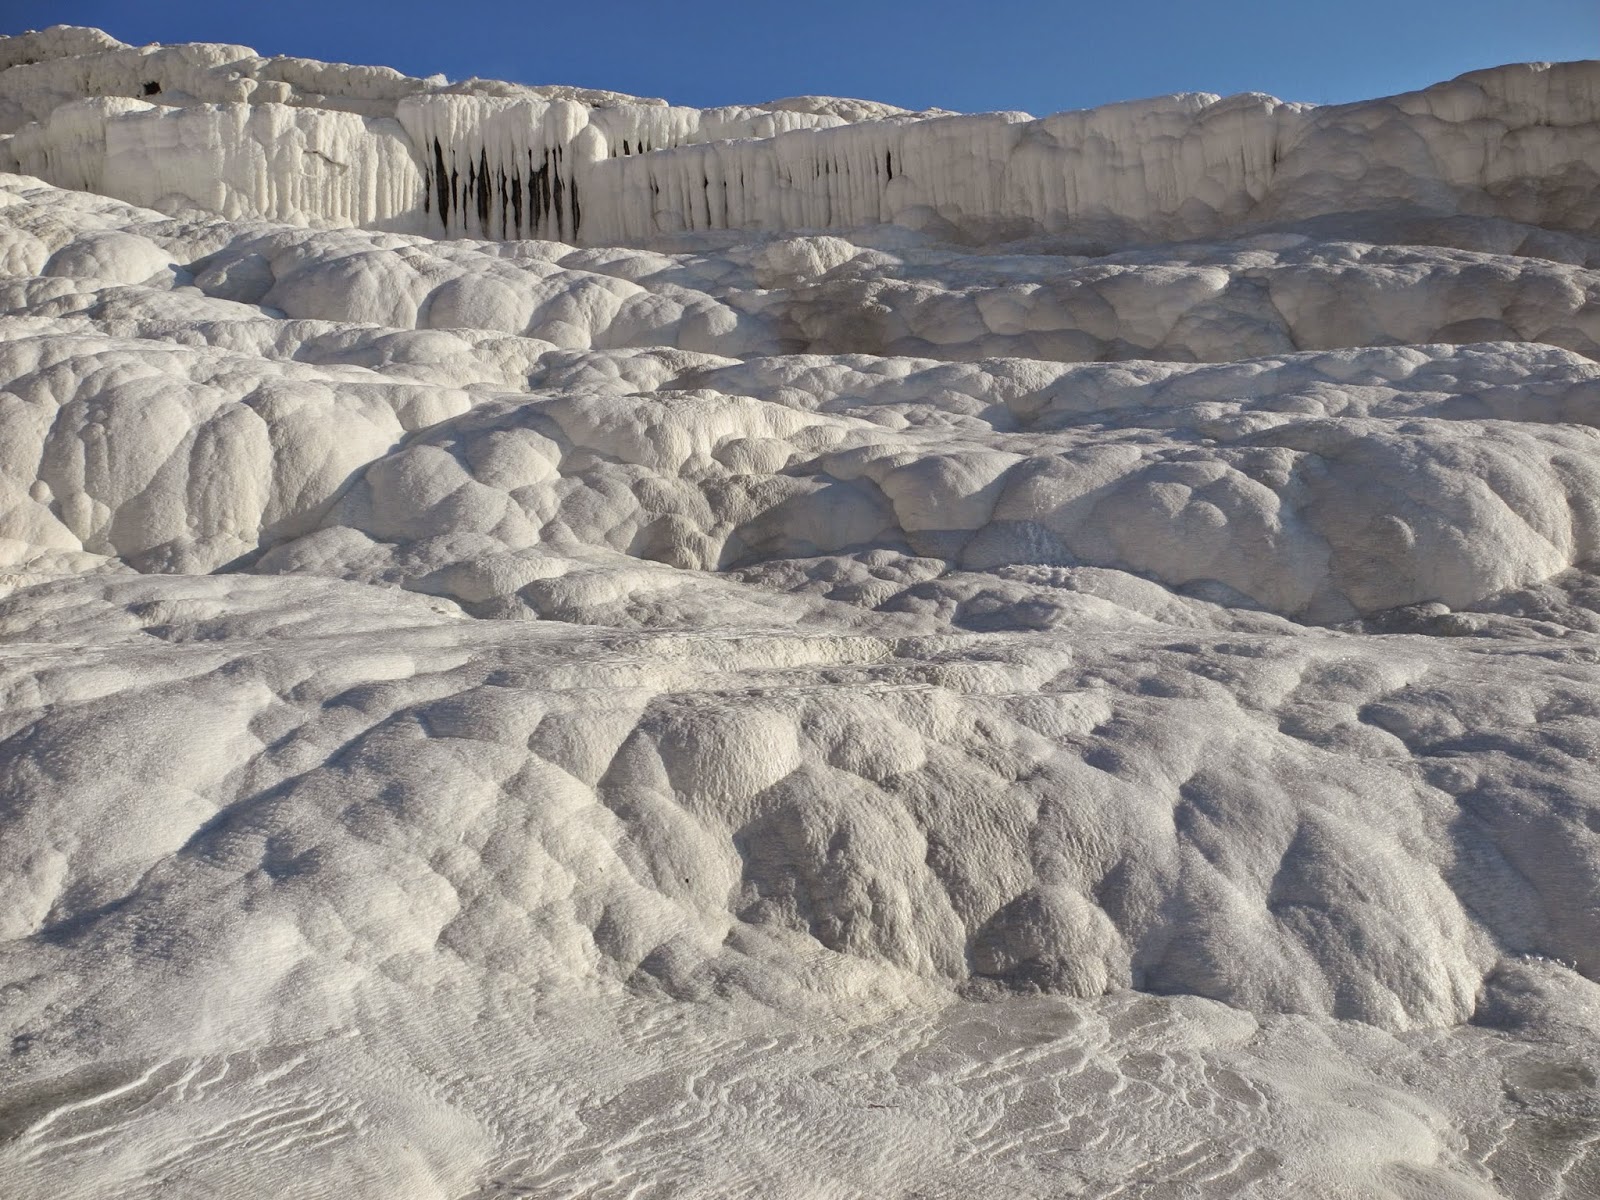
[2, 23, 1600, 1198]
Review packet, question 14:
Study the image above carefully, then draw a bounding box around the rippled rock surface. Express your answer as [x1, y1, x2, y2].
[2, 26, 1600, 1199]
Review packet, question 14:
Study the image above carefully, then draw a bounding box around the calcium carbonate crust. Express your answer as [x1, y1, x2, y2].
[1, 26, 1600, 1200]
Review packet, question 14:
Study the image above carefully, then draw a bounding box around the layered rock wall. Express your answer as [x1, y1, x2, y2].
[5, 29, 1598, 245]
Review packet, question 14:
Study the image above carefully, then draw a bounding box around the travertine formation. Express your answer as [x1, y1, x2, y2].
[2, 26, 1600, 1200]
[4, 25, 1598, 245]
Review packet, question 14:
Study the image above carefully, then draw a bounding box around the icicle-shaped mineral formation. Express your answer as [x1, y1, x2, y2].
[4, 27, 1597, 246]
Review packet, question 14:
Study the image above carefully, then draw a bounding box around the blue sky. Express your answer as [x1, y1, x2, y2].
[8, 1, 1596, 115]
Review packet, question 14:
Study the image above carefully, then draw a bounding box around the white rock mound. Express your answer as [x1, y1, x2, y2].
[1, 27, 1600, 1200]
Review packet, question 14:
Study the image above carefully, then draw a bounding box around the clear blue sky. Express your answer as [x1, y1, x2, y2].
[8, 0, 1596, 115]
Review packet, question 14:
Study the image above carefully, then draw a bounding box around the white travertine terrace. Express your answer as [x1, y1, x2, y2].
[2, 25, 1600, 1200]
[4, 28, 1597, 245]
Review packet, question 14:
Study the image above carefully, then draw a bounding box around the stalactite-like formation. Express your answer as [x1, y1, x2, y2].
[2, 32, 1598, 249]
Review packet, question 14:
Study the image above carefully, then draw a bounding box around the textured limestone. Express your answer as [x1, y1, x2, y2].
[2, 28, 1600, 1200]
[4, 29, 1598, 246]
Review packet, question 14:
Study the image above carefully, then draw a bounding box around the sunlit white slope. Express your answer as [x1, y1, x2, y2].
[1, 26, 1600, 1200]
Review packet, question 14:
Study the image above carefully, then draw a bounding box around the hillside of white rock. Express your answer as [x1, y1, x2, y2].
[1, 24, 1600, 1198]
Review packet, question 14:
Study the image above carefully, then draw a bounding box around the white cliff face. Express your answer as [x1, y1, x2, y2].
[2, 26, 1600, 1200]
[4, 29, 1598, 246]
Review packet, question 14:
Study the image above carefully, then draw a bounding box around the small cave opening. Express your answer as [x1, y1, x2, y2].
[141, 81, 161, 97]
